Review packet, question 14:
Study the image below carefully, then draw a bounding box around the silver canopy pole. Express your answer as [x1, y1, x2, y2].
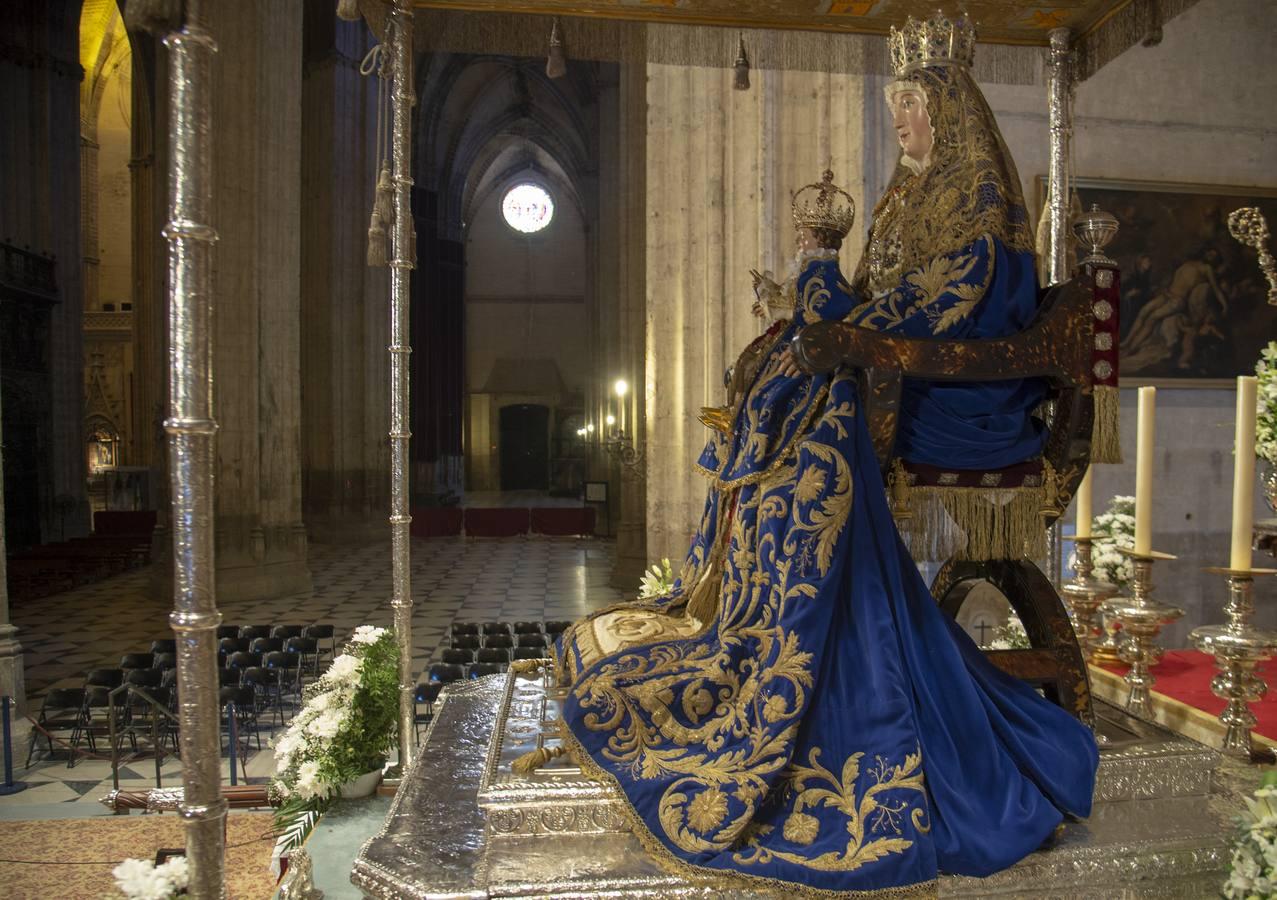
[387, 0, 417, 771]
[1046, 27, 1074, 288]
[1044, 27, 1075, 589]
[161, 0, 227, 896]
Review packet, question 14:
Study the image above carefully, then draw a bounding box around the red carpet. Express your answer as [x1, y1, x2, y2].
[530, 507, 595, 536]
[411, 507, 464, 538]
[464, 507, 530, 537]
[1101, 649, 1277, 739]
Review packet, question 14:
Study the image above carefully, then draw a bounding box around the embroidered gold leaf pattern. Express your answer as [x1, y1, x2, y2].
[734, 745, 927, 872]
[904, 250, 977, 302]
[795, 467, 827, 504]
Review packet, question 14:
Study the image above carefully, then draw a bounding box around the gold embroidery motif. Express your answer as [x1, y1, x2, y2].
[734, 745, 928, 873]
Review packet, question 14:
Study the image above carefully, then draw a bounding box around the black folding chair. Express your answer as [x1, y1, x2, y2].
[414, 682, 443, 740]
[428, 663, 465, 684]
[477, 648, 510, 666]
[26, 688, 85, 767]
[303, 624, 336, 662]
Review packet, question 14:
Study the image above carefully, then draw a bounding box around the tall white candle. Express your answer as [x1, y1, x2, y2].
[1076, 465, 1093, 539]
[1134, 386, 1156, 556]
[1231, 376, 1258, 570]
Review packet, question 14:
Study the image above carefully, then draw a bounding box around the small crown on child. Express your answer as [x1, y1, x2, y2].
[791, 170, 856, 237]
[888, 11, 977, 77]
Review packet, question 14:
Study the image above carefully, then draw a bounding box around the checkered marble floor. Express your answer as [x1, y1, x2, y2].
[3, 535, 627, 816]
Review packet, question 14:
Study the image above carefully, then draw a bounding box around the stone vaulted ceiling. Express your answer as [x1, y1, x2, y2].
[408, 0, 1141, 45]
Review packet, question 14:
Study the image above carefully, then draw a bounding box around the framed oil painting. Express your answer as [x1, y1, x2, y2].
[1037, 177, 1277, 385]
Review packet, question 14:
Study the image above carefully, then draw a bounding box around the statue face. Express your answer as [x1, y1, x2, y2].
[889, 88, 933, 164]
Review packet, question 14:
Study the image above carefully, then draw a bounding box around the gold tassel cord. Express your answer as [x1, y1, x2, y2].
[1090, 385, 1122, 464]
[510, 743, 571, 776]
[899, 485, 1049, 562]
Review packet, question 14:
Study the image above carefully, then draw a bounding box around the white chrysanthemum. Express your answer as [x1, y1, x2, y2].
[272, 732, 301, 771]
[157, 856, 190, 892]
[295, 759, 329, 800]
[305, 708, 346, 740]
[327, 654, 362, 683]
[112, 858, 173, 900]
[352, 625, 387, 644]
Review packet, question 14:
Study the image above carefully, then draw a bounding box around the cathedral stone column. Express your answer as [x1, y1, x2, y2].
[206, 0, 312, 600]
[644, 55, 864, 563]
[300, 3, 389, 544]
[598, 60, 648, 588]
[0, 363, 30, 764]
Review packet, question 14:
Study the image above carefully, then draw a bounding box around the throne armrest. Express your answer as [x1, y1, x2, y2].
[790, 279, 1093, 387]
[790, 279, 1096, 475]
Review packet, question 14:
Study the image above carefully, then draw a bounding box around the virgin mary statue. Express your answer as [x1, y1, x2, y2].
[554, 13, 1098, 896]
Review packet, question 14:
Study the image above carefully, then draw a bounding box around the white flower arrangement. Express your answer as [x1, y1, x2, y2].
[1256, 342, 1277, 466]
[270, 625, 398, 868]
[1224, 775, 1277, 899]
[112, 856, 189, 900]
[986, 615, 1031, 650]
[638, 558, 675, 600]
[1068, 494, 1136, 590]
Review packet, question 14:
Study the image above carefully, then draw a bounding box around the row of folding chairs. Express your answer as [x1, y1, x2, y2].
[448, 632, 550, 651]
[449, 620, 572, 638]
[142, 623, 335, 657]
[427, 662, 514, 684]
[27, 674, 266, 769]
[440, 646, 547, 666]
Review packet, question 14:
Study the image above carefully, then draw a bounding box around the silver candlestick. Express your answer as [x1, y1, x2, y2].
[1103, 549, 1183, 719]
[1062, 537, 1119, 659]
[1191, 567, 1277, 758]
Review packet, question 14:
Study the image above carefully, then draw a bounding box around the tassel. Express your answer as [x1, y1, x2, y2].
[373, 161, 393, 223]
[367, 208, 387, 267]
[336, 0, 360, 22]
[683, 560, 722, 626]
[733, 33, 751, 91]
[546, 18, 567, 79]
[1091, 385, 1123, 464]
[900, 486, 1049, 562]
[511, 743, 569, 776]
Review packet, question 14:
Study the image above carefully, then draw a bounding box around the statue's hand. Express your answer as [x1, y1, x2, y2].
[750, 268, 779, 298]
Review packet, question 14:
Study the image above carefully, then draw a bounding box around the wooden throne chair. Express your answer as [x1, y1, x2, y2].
[791, 258, 1122, 725]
